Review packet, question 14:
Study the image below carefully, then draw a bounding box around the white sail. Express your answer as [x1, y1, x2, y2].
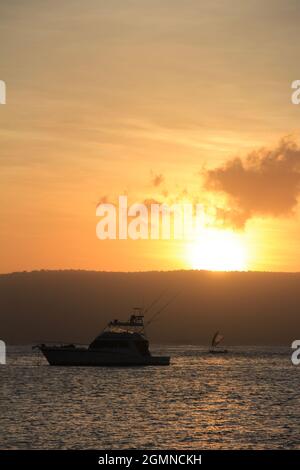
[212, 331, 224, 347]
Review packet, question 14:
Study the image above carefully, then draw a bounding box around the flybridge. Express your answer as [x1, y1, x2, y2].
[108, 311, 145, 331]
[106, 297, 176, 334]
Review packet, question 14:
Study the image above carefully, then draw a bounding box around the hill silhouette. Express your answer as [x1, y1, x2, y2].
[0, 270, 299, 345]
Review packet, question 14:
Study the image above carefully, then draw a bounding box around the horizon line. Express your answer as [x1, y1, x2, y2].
[1, 268, 300, 276]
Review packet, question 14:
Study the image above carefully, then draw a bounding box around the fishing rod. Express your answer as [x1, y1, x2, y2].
[144, 294, 178, 329]
[142, 289, 168, 317]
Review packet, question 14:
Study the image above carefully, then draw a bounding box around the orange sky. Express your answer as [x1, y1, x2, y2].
[1, 0, 300, 273]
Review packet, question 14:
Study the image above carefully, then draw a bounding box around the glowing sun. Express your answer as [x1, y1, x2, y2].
[186, 228, 247, 271]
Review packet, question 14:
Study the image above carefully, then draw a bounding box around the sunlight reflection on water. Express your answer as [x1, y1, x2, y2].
[0, 345, 299, 449]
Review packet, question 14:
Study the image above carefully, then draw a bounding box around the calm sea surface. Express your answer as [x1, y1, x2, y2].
[0, 345, 299, 449]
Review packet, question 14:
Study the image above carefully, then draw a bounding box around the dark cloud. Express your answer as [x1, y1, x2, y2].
[96, 195, 109, 207]
[143, 198, 162, 208]
[204, 137, 300, 228]
[151, 173, 165, 187]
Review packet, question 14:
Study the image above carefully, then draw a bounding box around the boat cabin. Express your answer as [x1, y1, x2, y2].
[88, 312, 150, 356]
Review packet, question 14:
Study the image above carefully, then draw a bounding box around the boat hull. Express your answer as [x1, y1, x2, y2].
[40, 347, 170, 367]
[209, 349, 228, 354]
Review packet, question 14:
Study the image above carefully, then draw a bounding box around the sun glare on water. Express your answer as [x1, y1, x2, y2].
[186, 228, 247, 271]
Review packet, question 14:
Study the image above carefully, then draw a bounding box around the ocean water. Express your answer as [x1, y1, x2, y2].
[0, 345, 299, 450]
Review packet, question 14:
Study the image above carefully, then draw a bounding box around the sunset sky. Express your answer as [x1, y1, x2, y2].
[1, 0, 300, 273]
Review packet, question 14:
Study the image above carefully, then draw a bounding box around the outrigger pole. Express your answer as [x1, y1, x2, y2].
[142, 290, 168, 317]
[143, 294, 178, 330]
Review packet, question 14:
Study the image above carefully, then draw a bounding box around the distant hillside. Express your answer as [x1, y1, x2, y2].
[0, 270, 299, 345]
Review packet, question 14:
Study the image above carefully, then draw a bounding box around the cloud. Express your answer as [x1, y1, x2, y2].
[204, 137, 300, 228]
[97, 137, 300, 231]
[151, 172, 165, 187]
[96, 195, 109, 207]
[143, 198, 162, 208]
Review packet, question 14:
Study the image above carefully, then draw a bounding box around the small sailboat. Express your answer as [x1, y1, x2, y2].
[209, 331, 228, 354]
